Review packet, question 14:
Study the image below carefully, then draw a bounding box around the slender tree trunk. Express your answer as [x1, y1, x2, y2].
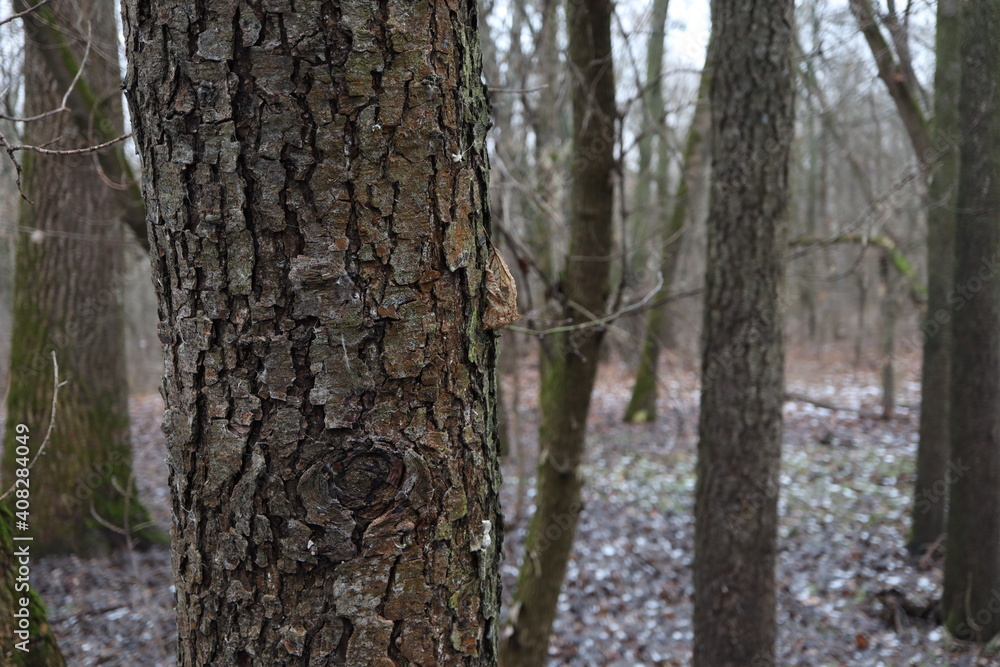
[942, 0, 1000, 643]
[693, 0, 795, 664]
[622, 0, 670, 424]
[627, 0, 669, 289]
[854, 269, 869, 367]
[524, 0, 566, 282]
[2, 0, 159, 557]
[909, 0, 960, 554]
[624, 43, 711, 423]
[801, 1, 822, 341]
[123, 0, 503, 663]
[499, 0, 615, 663]
[848, 0, 965, 558]
[878, 254, 896, 419]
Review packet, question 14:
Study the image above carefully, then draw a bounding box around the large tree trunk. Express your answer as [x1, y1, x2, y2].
[499, 0, 615, 663]
[2, 0, 158, 556]
[122, 0, 503, 664]
[693, 0, 795, 664]
[624, 41, 711, 424]
[942, 0, 1000, 643]
[909, 0, 960, 554]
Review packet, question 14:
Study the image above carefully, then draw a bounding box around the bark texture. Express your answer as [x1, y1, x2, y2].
[693, 1, 795, 664]
[3, 0, 157, 556]
[499, 0, 615, 664]
[942, 0, 1000, 643]
[909, 0, 960, 554]
[122, 0, 503, 664]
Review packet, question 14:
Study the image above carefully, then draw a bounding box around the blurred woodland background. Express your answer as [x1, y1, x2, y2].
[0, 0, 935, 398]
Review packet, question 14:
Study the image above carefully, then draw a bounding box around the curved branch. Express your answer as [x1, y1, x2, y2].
[790, 232, 926, 304]
[849, 0, 931, 165]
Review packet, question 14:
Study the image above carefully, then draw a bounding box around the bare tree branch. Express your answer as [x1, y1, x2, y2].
[0, 352, 66, 502]
[8, 132, 132, 156]
[848, 0, 931, 164]
[0, 0, 52, 29]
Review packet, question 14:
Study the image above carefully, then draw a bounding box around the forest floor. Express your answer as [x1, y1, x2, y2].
[21, 346, 1000, 666]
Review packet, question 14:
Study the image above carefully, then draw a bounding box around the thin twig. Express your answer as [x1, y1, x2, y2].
[0, 352, 66, 502]
[0, 0, 52, 29]
[0, 126, 27, 201]
[88, 504, 129, 536]
[7, 132, 132, 156]
[0, 105, 70, 123]
[487, 84, 549, 94]
[508, 271, 663, 336]
[56, 20, 93, 116]
[784, 391, 884, 420]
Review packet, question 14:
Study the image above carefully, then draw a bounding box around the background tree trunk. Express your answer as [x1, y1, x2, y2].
[122, 0, 503, 663]
[909, 0, 960, 554]
[12, 4, 146, 249]
[693, 0, 795, 664]
[500, 0, 615, 663]
[624, 42, 711, 424]
[942, 0, 1000, 643]
[627, 0, 669, 292]
[2, 0, 158, 556]
[878, 254, 896, 419]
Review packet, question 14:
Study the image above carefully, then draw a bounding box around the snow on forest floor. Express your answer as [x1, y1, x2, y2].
[22, 348, 1000, 666]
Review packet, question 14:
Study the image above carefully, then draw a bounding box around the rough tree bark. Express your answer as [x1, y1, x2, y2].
[693, 0, 795, 664]
[2, 0, 158, 556]
[942, 0, 1000, 643]
[909, 0, 960, 554]
[122, 0, 503, 664]
[499, 0, 615, 663]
